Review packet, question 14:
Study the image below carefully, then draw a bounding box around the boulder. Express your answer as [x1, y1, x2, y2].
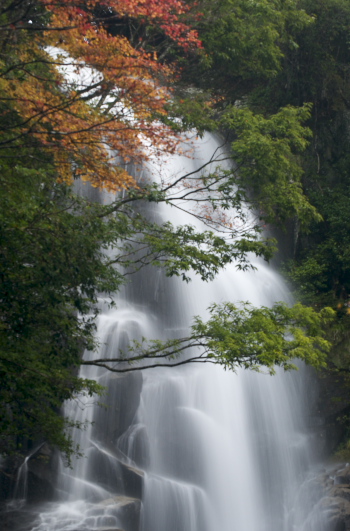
[99, 496, 141, 531]
[311, 464, 350, 531]
[93, 372, 143, 446]
[26, 444, 57, 503]
[87, 444, 144, 500]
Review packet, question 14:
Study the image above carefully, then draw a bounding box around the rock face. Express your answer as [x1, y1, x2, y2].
[26, 444, 57, 503]
[87, 444, 144, 501]
[311, 369, 350, 460]
[312, 464, 350, 531]
[99, 496, 141, 531]
[94, 372, 143, 446]
[0, 443, 57, 504]
[0, 460, 14, 503]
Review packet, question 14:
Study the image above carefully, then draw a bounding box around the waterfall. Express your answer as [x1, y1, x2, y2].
[10, 444, 46, 508]
[27, 133, 330, 531]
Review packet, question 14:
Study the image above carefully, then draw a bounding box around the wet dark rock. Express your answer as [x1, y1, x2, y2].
[26, 444, 57, 503]
[93, 372, 143, 446]
[312, 464, 350, 530]
[0, 456, 22, 502]
[328, 515, 347, 531]
[120, 463, 143, 500]
[26, 470, 55, 504]
[87, 444, 143, 500]
[0, 444, 57, 506]
[0, 468, 14, 502]
[335, 476, 350, 486]
[99, 496, 141, 531]
[0, 502, 40, 531]
[311, 370, 350, 460]
[88, 528, 124, 531]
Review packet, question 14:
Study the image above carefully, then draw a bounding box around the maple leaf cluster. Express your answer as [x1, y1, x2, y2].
[1, 0, 201, 191]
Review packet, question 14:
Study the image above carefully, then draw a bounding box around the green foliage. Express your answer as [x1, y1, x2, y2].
[197, 302, 334, 373]
[244, 0, 350, 385]
[0, 159, 125, 460]
[289, 181, 350, 304]
[85, 302, 334, 374]
[139, 223, 276, 281]
[221, 103, 320, 225]
[172, 1, 320, 231]
[188, 0, 313, 98]
[1, 0, 343, 463]
[0, 143, 287, 460]
[196, 0, 349, 317]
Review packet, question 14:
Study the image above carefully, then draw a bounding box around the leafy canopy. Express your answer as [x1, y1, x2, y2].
[0, 0, 200, 191]
[83, 302, 334, 374]
[0, 0, 335, 461]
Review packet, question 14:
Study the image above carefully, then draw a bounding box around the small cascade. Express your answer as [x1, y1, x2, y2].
[9, 444, 46, 509]
[29, 301, 150, 531]
[22, 133, 332, 531]
[12, 456, 30, 507]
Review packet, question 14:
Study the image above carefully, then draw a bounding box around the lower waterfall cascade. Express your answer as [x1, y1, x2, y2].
[6, 133, 332, 531]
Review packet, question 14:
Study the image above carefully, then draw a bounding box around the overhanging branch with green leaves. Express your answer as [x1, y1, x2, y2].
[83, 302, 335, 374]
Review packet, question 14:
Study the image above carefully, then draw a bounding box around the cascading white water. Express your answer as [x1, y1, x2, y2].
[28, 133, 331, 531]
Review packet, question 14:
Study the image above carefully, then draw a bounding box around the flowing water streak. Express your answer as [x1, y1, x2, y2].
[12, 456, 30, 508]
[9, 443, 46, 511]
[30, 133, 330, 531]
